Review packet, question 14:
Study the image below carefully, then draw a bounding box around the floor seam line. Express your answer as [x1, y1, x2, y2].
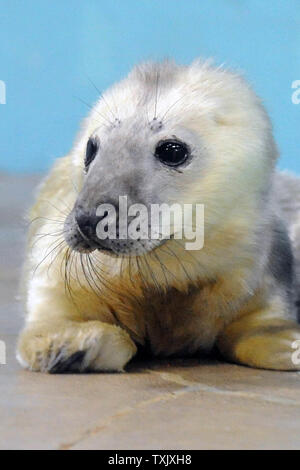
[58, 369, 300, 449]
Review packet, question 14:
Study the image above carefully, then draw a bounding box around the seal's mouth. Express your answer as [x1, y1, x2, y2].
[64, 209, 175, 256]
[67, 225, 169, 257]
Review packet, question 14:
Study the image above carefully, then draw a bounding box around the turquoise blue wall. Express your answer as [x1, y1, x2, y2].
[0, 0, 299, 173]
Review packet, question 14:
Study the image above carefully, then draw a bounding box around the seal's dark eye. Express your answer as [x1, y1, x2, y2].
[155, 140, 189, 167]
[85, 138, 98, 170]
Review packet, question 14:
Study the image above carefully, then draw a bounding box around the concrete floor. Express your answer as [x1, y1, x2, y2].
[1, 172, 300, 450]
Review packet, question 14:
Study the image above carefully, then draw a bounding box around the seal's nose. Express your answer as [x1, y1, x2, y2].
[75, 213, 100, 241]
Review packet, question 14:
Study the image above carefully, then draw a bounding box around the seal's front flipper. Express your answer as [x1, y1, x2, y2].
[17, 320, 137, 373]
[217, 307, 300, 371]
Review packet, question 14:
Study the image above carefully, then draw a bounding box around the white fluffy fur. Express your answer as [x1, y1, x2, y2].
[17, 60, 300, 373]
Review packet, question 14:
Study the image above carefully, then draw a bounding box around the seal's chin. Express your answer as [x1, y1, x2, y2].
[95, 238, 164, 257]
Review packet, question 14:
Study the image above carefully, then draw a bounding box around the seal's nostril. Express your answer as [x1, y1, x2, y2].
[75, 213, 99, 240]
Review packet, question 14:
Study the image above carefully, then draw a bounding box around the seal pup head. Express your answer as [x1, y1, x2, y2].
[64, 60, 277, 257]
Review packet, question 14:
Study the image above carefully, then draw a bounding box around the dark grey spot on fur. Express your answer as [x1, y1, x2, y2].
[150, 118, 163, 132]
[268, 217, 294, 291]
